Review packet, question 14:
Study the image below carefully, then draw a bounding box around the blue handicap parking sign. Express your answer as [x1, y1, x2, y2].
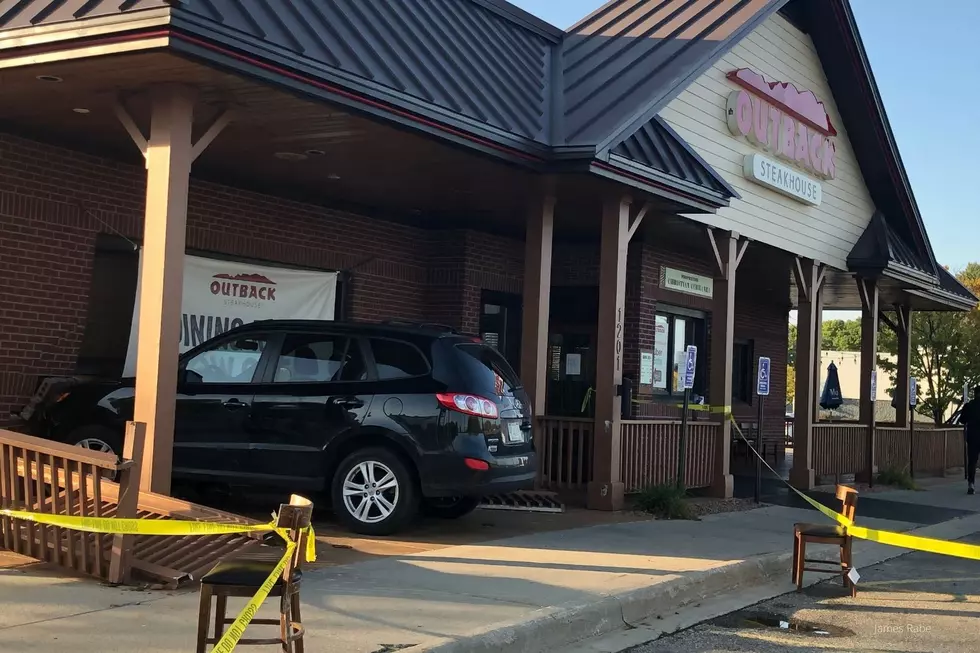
[910, 377, 918, 406]
[757, 357, 771, 396]
[683, 345, 697, 390]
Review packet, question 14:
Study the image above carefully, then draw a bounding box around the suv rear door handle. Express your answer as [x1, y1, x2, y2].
[223, 399, 249, 409]
[331, 396, 363, 409]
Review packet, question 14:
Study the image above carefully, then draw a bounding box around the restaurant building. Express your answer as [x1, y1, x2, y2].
[0, 0, 973, 509]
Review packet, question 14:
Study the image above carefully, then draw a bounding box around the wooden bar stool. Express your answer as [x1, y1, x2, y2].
[196, 495, 313, 652]
[792, 485, 857, 597]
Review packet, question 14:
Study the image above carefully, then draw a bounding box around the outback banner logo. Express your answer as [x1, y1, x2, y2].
[210, 273, 278, 302]
[725, 68, 837, 180]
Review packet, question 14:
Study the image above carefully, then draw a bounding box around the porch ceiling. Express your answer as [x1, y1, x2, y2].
[0, 50, 658, 239]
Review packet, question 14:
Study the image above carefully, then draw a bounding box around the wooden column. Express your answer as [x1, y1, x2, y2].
[812, 288, 824, 422]
[894, 306, 913, 427]
[520, 184, 556, 417]
[791, 258, 825, 490]
[857, 277, 879, 482]
[132, 87, 196, 495]
[707, 229, 748, 498]
[588, 194, 631, 511]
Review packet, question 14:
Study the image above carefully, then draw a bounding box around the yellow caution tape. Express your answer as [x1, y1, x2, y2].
[731, 418, 980, 560]
[0, 507, 318, 650]
[0, 509, 275, 535]
[212, 541, 296, 653]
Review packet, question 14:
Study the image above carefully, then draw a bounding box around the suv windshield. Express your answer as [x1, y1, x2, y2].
[454, 343, 522, 397]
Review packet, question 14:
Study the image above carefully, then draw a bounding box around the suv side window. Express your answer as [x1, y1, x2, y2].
[184, 336, 268, 384]
[274, 334, 367, 383]
[369, 338, 429, 380]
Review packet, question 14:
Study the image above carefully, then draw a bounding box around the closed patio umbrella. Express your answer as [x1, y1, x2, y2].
[819, 361, 843, 410]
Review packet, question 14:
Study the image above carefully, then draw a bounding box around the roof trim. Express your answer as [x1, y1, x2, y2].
[592, 160, 729, 213]
[469, 0, 565, 41]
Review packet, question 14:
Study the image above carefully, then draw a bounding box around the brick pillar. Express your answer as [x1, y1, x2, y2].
[133, 87, 196, 494]
[588, 194, 630, 511]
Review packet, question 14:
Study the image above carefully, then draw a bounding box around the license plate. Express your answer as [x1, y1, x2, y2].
[504, 421, 526, 444]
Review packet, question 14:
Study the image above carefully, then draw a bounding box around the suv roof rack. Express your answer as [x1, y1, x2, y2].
[379, 319, 460, 334]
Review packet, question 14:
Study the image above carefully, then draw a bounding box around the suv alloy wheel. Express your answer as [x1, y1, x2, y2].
[331, 447, 419, 535]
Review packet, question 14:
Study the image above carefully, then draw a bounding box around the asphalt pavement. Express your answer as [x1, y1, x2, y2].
[635, 533, 980, 653]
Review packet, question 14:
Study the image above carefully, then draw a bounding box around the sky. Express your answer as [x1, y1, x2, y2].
[509, 0, 980, 272]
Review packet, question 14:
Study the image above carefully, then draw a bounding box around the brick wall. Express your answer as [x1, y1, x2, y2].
[0, 133, 521, 421]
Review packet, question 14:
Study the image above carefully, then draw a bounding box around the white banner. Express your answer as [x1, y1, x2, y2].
[123, 252, 337, 376]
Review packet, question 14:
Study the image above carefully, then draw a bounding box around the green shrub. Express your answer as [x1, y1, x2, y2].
[876, 466, 918, 490]
[635, 483, 696, 520]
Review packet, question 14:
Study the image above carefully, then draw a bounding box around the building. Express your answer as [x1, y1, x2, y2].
[0, 0, 974, 507]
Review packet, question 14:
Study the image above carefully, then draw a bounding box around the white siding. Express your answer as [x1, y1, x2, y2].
[660, 13, 875, 270]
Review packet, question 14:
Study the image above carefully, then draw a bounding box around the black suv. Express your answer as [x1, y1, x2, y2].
[21, 321, 536, 534]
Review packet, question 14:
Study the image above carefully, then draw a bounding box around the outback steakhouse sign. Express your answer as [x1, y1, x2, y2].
[725, 68, 837, 205]
[122, 254, 338, 376]
[211, 273, 277, 302]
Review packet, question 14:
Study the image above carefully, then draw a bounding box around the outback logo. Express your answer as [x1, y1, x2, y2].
[210, 273, 277, 301]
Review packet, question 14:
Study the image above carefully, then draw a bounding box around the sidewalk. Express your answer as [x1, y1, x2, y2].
[1, 480, 977, 653]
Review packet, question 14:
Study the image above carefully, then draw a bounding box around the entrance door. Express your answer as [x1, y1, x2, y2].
[479, 290, 522, 372]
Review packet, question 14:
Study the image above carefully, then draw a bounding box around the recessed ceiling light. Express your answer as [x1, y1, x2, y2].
[274, 152, 307, 161]
[326, 173, 341, 180]
[36, 74, 63, 83]
[305, 149, 326, 157]
[72, 107, 90, 114]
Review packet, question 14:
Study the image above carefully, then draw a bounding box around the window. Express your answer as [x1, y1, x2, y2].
[273, 334, 366, 383]
[455, 343, 522, 396]
[652, 307, 706, 397]
[732, 340, 754, 403]
[184, 336, 267, 384]
[369, 339, 429, 380]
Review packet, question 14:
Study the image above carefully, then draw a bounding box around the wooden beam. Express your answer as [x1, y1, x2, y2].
[707, 228, 726, 278]
[878, 311, 898, 333]
[627, 202, 651, 242]
[114, 101, 147, 159]
[894, 303, 910, 335]
[190, 109, 234, 163]
[794, 257, 810, 302]
[734, 238, 750, 270]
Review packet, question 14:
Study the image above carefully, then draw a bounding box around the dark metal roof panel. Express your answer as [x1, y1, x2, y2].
[611, 115, 736, 197]
[178, 0, 553, 142]
[0, 0, 173, 29]
[560, 0, 780, 145]
[847, 211, 932, 277]
[938, 267, 977, 303]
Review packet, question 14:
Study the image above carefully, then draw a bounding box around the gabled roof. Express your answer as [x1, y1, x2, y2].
[847, 211, 935, 286]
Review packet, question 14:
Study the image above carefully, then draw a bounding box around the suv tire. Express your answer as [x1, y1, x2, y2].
[331, 447, 419, 535]
[67, 424, 122, 480]
[422, 496, 481, 520]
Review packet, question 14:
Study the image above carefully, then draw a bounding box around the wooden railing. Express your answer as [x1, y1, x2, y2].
[877, 426, 965, 476]
[535, 417, 594, 491]
[812, 424, 967, 480]
[0, 424, 263, 587]
[812, 424, 869, 477]
[620, 420, 718, 492]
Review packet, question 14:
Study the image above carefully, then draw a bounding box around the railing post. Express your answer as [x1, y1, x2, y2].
[109, 421, 146, 585]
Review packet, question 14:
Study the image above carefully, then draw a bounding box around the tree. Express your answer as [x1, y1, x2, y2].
[822, 319, 862, 351]
[787, 364, 796, 406]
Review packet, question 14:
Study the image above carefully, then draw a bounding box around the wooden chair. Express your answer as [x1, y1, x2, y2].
[792, 485, 857, 597]
[196, 495, 314, 652]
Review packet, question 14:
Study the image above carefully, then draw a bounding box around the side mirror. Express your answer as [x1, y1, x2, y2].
[179, 368, 204, 386]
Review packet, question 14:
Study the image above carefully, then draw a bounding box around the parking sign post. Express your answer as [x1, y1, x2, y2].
[909, 377, 918, 479]
[677, 345, 698, 491]
[755, 357, 770, 504]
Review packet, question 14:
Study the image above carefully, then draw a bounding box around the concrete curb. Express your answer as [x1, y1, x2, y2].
[404, 512, 980, 653]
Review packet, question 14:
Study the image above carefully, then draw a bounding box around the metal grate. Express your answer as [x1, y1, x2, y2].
[479, 491, 564, 513]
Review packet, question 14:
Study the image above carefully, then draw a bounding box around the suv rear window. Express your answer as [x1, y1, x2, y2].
[370, 338, 430, 380]
[454, 343, 522, 396]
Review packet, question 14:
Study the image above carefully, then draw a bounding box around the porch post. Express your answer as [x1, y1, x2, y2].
[133, 87, 196, 494]
[588, 194, 631, 511]
[520, 183, 556, 417]
[791, 258, 824, 489]
[707, 229, 746, 498]
[894, 306, 913, 427]
[857, 277, 879, 481]
[812, 289, 824, 422]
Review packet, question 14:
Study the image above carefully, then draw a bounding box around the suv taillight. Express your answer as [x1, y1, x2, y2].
[436, 393, 499, 419]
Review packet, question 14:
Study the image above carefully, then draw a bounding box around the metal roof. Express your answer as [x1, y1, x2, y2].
[561, 0, 781, 147]
[611, 115, 737, 197]
[0, 0, 172, 29]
